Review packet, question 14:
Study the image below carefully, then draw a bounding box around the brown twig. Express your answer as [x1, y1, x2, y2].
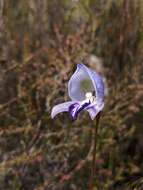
[59, 132, 94, 184]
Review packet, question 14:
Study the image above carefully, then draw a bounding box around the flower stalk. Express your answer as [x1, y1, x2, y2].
[89, 112, 101, 190]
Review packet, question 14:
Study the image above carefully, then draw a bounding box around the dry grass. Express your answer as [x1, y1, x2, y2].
[0, 0, 143, 189]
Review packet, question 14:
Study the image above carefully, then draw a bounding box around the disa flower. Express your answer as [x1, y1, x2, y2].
[51, 63, 104, 120]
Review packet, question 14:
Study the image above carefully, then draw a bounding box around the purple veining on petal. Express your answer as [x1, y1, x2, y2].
[68, 103, 79, 120]
[69, 101, 90, 120]
[51, 63, 105, 121]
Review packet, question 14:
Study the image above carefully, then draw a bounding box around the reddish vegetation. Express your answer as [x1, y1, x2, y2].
[0, 1, 143, 189]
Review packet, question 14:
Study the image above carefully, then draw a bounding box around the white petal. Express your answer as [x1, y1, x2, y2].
[68, 64, 94, 101]
[68, 63, 104, 102]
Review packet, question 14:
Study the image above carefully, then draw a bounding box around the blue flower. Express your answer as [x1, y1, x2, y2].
[51, 63, 104, 120]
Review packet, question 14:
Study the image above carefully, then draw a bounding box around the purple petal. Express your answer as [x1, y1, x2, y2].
[69, 101, 90, 120]
[68, 103, 80, 120]
[68, 63, 104, 101]
[87, 107, 98, 120]
[88, 68, 104, 101]
[87, 102, 104, 120]
[51, 101, 74, 118]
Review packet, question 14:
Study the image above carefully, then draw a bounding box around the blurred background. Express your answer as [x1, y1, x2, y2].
[0, 0, 143, 189]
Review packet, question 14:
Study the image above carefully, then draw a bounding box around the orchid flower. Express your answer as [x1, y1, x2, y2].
[51, 63, 104, 120]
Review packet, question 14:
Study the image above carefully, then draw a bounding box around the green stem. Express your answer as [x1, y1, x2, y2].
[88, 112, 101, 190]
